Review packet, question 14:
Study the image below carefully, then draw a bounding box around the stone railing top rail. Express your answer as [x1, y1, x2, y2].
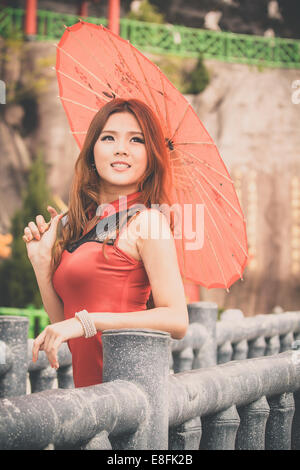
[0, 379, 146, 450]
[168, 349, 300, 427]
[216, 310, 300, 346]
[1, 348, 300, 449]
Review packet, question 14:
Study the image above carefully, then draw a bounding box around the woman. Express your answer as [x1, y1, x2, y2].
[22, 98, 189, 388]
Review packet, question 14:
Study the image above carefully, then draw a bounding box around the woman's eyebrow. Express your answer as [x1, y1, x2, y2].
[101, 130, 144, 135]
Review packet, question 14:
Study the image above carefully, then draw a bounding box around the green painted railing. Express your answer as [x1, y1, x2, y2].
[0, 306, 50, 338]
[1, 6, 300, 69]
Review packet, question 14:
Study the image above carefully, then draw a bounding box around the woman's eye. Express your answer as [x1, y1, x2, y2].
[101, 135, 144, 143]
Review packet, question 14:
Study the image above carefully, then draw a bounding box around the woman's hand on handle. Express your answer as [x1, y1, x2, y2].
[22, 206, 64, 264]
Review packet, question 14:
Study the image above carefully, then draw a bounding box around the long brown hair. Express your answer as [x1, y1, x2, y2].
[51, 98, 174, 308]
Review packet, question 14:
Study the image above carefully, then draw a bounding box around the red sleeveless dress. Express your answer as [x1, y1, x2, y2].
[52, 191, 151, 388]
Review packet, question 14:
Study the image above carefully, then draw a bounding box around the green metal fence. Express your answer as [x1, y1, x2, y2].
[0, 6, 299, 69]
[0, 306, 50, 338]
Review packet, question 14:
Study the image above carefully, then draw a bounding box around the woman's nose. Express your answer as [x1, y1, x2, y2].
[114, 139, 128, 155]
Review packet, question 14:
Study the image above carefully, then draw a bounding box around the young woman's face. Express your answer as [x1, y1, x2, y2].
[93, 111, 148, 192]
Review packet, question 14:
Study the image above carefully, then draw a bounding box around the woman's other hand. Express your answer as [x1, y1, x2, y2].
[32, 317, 85, 369]
[22, 206, 64, 265]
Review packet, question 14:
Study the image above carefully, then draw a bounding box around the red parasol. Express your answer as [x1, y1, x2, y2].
[55, 20, 248, 291]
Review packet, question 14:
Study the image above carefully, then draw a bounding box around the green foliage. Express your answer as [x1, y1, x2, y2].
[156, 56, 184, 92]
[125, 0, 165, 24]
[155, 53, 210, 95]
[3, 38, 53, 106]
[1, 27, 24, 44]
[217, 307, 225, 321]
[181, 53, 210, 94]
[0, 149, 58, 308]
[256, 62, 266, 73]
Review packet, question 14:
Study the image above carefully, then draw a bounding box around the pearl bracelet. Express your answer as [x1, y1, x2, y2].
[75, 309, 97, 338]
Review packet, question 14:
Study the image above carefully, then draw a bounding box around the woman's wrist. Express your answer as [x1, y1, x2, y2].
[89, 313, 111, 331]
[30, 253, 52, 269]
[75, 310, 97, 338]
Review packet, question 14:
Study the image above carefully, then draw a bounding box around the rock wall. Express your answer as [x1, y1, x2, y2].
[0, 37, 300, 315]
[186, 59, 300, 315]
[0, 37, 78, 229]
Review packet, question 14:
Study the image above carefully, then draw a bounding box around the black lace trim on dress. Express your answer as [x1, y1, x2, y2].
[66, 207, 140, 253]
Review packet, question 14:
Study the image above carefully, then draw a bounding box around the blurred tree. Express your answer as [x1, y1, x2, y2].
[125, 0, 165, 23]
[182, 53, 210, 94]
[0, 148, 57, 308]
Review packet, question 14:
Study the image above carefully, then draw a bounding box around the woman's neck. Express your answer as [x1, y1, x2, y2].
[98, 187, 140, 205]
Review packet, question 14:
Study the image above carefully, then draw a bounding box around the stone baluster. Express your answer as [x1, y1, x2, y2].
[232, 339, 248, 360]
[172, 347, 194, 373]
[265, 393, 295, 450]
[265, 335, 280, 356]
[217, 341, 233, 364]
[236, 396, 270, 450]
[169, 417, 201, 450]
[29, 366, 57, 393]
[200, 405, 240, 450]
[247, 336, 266, 358]
[280, 332, 294, 352]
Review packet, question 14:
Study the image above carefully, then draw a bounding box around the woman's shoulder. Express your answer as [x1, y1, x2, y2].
[131, 207, 172, 241]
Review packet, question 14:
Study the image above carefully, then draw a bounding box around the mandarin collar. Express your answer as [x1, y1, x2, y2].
[96, 190, 141, 219]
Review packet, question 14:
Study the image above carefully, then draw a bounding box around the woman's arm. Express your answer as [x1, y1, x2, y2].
[32, 209, 189, 368]
[32, 259, 65, 324]
[90, 208, 189, 339]
[23, 206, 65, 324]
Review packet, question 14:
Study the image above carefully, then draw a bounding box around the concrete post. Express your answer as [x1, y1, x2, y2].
[188, 301, 218, 367]
[102, 328, 170, 450]
[0, 316, 28, 398]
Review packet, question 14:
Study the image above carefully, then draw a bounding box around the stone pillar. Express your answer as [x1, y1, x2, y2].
[0, 316, 28, 398]
[102, 329, 170, 450]
[188, 301, 217, 368]
[25, 0, 37, 40]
